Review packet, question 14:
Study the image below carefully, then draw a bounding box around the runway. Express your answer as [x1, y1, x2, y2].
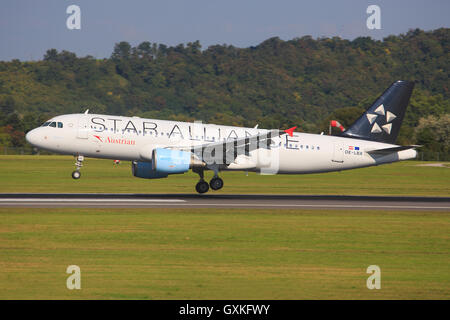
[0, 193, 449, 210]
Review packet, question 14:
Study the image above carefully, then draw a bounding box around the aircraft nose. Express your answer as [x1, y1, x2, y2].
[25, 129, 40, 146]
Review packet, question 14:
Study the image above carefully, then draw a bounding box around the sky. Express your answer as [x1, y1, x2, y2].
[0, 0, 448, 61]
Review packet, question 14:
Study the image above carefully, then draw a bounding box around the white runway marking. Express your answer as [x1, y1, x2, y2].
[182, 203, 450, 209]
[0, 198, 448, 210]
[0, 198, 186, 203]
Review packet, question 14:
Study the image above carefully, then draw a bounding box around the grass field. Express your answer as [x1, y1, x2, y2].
[0, 155, 448, 196]
[0, 208, 449, 299]
[0, 155, 448, 299]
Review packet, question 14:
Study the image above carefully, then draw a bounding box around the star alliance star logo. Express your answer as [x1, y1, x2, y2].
[365, 104, 396, 134]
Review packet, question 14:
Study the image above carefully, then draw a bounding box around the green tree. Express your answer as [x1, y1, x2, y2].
[0, 96, 15, 115]
[319, 107, 364, 135]
[0, 28, 449, 150]
[414, 114, 450, 153]
[43, 49, 58, 61]
[111, 42, 132, 61]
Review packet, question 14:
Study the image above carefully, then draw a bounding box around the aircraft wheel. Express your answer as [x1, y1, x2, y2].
[195, 180, 209, 194]
[72, 170, 81, 179]
[209, 177, 224, 190]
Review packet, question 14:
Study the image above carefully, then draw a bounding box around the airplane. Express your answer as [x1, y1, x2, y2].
[25, 80, 418, 193]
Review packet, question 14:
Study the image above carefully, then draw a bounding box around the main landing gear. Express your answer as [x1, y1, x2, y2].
[209, 177, 224, 190]
[194, 168, 224, 194]
[195, 180, 209, 194]
[72, 155, 84, 180]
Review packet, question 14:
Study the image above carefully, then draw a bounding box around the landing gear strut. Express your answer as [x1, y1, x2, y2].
[193, 167, 224, 193]
[195, 180, 210, 194]
[72, 155, 84, 180]
[209, 166, 224, 191]
[209, 177, 224, 190]
[194, 168, 209, 194]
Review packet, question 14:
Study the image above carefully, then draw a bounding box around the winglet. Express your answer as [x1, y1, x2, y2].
[284, 126, 297, 137]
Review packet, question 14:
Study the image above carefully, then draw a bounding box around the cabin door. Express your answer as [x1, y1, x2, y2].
[332, 142, 344, 163]
[77, 115, 89, 139]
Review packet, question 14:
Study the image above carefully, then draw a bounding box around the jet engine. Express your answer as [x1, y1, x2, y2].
[131, 161, 168, 179]
[152, 148, 192, 174]
[132, 148, 204, 179]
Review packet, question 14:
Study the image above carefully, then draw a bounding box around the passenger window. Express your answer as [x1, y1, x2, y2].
[57, 122, 63, 128]
[49, 122, 56, 128]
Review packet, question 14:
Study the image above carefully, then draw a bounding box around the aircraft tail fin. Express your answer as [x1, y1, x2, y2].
[342, 81, 414, 144]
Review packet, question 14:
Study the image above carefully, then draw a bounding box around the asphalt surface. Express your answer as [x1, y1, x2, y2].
[0, 193, 449, 210]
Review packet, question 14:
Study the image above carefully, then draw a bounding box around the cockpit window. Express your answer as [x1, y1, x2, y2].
[42, 121, 63, 128]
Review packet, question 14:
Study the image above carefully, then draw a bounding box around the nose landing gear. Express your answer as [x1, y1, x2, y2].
[72, 155, 84, 180]
[72, 170, 81, 179]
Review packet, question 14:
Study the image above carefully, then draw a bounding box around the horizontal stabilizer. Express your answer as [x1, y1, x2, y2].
[366, 145, 420, 155]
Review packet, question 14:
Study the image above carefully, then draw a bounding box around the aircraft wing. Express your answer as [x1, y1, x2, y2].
[168, 128, 293, 165]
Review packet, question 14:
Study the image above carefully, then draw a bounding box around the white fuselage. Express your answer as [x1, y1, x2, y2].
[26, 113, 417, 174]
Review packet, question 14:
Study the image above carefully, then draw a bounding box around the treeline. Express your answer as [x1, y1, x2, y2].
[0, 28, 448, 154]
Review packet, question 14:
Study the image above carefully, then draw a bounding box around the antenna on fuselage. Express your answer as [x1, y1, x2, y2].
[254, 124, 259, 129]
[84, 109, 89, 114]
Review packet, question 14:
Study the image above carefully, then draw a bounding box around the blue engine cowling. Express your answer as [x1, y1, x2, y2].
[132, 148, 192, 179]
[132, 161, 168, 179]
[152, 148, 191, 174]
